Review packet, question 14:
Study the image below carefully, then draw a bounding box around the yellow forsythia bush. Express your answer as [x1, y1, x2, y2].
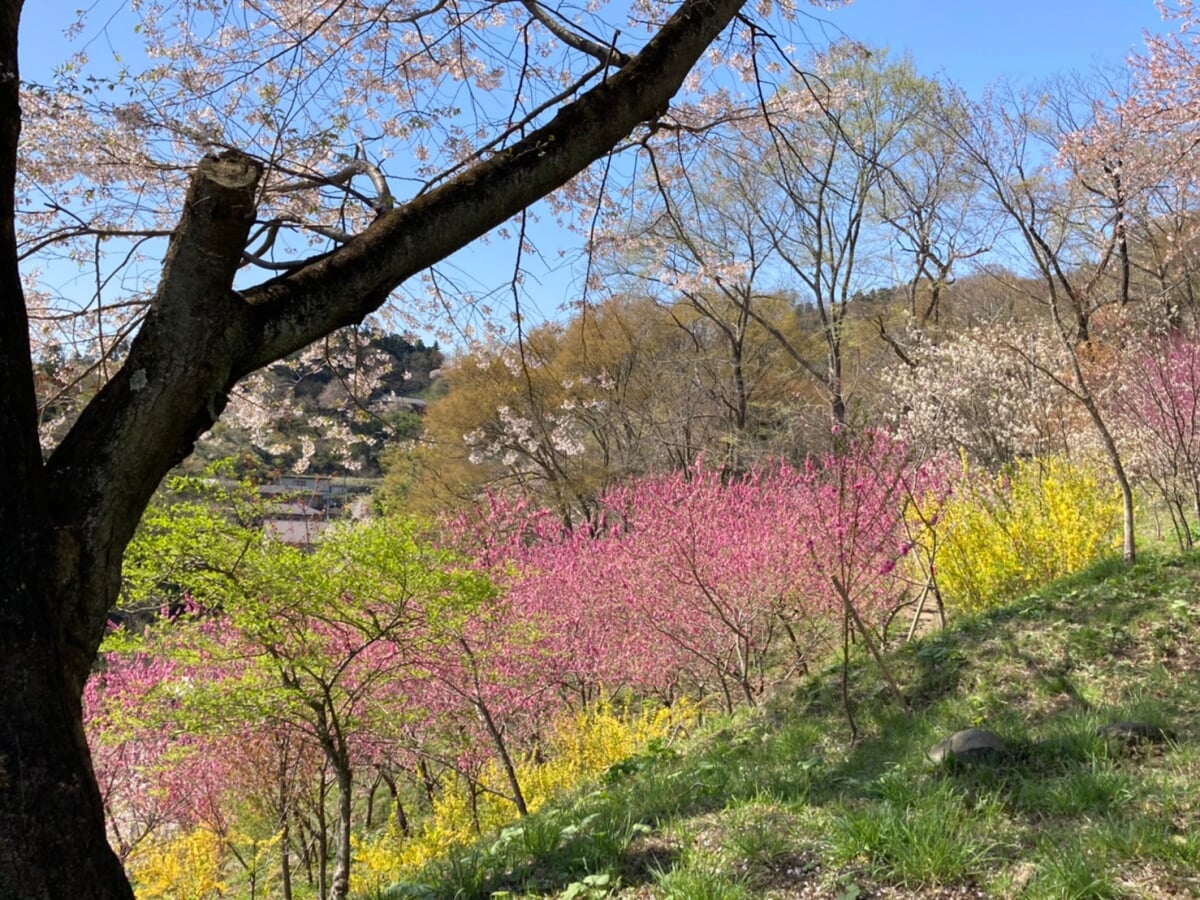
[354, 697, 691, 891]
[935, 455, 1120, 614]
[519, 696, 687, 809]
[128, 827, 227, 900]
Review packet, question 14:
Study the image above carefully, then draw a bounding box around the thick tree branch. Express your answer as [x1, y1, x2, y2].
[43, 0, 747, 677]
[239, 0, 745, 371]
[46, 151, 262, 685]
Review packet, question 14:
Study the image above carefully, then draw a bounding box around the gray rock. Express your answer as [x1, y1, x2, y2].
[926, 728, 1007, 766]
[1095, 721, 1175, 747]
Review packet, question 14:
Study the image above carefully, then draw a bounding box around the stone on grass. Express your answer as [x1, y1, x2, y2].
[926, 728, 1007, 766]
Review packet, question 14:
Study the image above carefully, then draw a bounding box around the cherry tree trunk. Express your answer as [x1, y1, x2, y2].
[0, 149, 265, 897]
[0, 0, 127, 891]
[0, 531, 133, 898]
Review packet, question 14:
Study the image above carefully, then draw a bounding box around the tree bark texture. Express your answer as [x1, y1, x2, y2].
[0, 0, 748, 894]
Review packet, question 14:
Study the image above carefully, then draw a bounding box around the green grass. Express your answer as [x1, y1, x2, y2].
[376, 551, 1200, 899]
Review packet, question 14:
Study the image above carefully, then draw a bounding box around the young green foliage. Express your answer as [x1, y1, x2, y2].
[107, 467, 500, 900]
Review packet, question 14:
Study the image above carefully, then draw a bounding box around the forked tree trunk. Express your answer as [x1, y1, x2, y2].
[0, 150, 263, 897]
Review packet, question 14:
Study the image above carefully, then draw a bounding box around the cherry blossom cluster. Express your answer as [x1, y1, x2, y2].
[881, 322, 1072, 467]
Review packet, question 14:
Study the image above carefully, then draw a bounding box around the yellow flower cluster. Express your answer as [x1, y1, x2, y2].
[354, 698, 691, 891]
[934, 455, 1121, 613]
[129, 827, 227, 900]
[520, 698, 686, 808]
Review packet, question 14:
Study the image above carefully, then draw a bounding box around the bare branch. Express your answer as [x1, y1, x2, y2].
[518, 0, 631, 68]
[268, 153, 394, 214]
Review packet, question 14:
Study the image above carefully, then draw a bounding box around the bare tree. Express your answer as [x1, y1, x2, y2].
[615, 45, 955, 433]
[953, 83, 1139, 561]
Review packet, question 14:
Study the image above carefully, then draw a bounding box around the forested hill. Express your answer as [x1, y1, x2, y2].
[191, 329, 444, 478]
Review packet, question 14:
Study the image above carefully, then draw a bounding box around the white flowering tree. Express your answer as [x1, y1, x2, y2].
[881, 323, 1072, 467]
[950, 82, 1145, 562]
[203, 326, 438, 476]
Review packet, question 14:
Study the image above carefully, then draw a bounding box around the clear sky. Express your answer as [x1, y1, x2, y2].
[19, 3, 1171, 94]
[15, 3, 1178, 339]
[815, 0, 1169, 96]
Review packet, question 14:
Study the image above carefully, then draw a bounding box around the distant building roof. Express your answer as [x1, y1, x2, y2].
[264, 516, 329, 545]
[394, 396, 426, 410]
[268, 501, 324, 518]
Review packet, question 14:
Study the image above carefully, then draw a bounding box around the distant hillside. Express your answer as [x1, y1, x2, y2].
[192, 328, 443, 478]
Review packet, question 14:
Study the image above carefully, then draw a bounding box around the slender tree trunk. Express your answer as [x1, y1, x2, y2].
[1067, 347, 1135, 565]
[839, 607, 858, 744]
[281, 816, 294, 900]
[474, 699, 529, 817]
[295, 807, 315, 887]
[467, 774, 483, 834]
[417, 758, 438, 809]
[777, 614, 810, 675]
[330, 759, 354, 900]
[1050, 306, 1136, 564]
[366, 770, 382, 829]
[316, 774, 330, 899]
[381, 770, 409, 834]
[279, 757, 294, 900]
[833, 576, 910, 712]
[458, 638, 528, 817]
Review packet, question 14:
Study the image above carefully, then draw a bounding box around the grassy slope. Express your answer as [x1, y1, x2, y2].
[396, 552, 1200, 900]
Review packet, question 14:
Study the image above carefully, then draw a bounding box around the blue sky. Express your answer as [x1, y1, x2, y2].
[817, 0, 1168, 96]
[19, 3, 1170, 96]
[16, 3, 1176, 339]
